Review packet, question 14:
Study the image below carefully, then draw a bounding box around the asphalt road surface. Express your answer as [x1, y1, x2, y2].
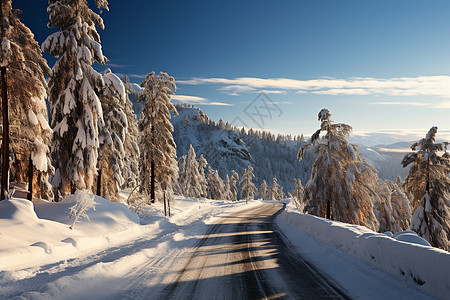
[158, 202, 351, 300]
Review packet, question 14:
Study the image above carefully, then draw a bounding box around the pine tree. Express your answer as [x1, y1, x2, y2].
[198, 154, 208, 197]
[0, 0, 53, 199]
[174, 155, 186, 195]
[292, 178, 304, 210]
[229, 170, 239, 201]
[240, 165, 257, 201]
[402, 127, 450, 250]
[279, 186, 286, 200]
[43, 0, 109, 195]
[268, 177, 280, 200]
[121, 75, 140, 189]
[179, 144, 202, 198]
[97, 69, 127, 200]
[206, 166, 224, 199]
[298, 109, 379, 231]
[224, 174, 231, 200]
[373, 180, 411, 233]
[258, 180, 267, 200]
[139, 72, 178, 203]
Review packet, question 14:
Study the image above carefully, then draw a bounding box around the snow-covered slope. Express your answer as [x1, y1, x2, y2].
[172, 106, 251, 178]
[0, 195, 140, 270]
[171, 105, 308, 192]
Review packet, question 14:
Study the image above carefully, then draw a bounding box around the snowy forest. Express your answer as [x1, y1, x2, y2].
[0, 0, 449, 255]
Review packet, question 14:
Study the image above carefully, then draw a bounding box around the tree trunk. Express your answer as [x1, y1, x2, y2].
[150, 159, 155, 203]
[326, 200, 331, 220]
[163, 190, 167, 217]
[27, 155, 33, 201]
[168, 195, 171, 217]
[1, 66, 9, 200]
[97, 168, 102, 197]
[97, 150, 102, 197]
[150, 105, 155, 204]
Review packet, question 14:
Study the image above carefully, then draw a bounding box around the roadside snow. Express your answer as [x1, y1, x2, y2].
[276, 200, 448, 300]
[0, 194, 141, 271]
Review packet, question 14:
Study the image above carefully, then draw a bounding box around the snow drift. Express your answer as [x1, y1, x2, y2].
[277, 206, 450, 300]
[0, 195, 140, 270]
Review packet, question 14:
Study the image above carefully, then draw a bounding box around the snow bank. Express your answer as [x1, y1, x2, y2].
[277, 204, 450, 300]
[0, 194, 140, 270]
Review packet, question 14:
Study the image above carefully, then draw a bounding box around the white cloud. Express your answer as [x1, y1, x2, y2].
[171, 95, 233, 106]
[259, 90, 287, 95]
[353, 129, 450, 141]
[349, 129, 450, 146]
[178, 75, 450, 99]
[371, 101, 450, 108]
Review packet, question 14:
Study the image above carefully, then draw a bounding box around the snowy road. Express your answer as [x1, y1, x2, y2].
[157, 202, 350, 299]
[4, 199, 441, 299]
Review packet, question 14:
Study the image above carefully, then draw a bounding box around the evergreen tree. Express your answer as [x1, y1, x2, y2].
[97, 69, 127, 200]
[402, 127, 450, 250]
[121, 75, 140, 189]
[43, 0, 109, 195]
[258, 180, 267, 200]
[174, 155, 186, 196]
[279, 186, 286, 200]
[0, 0, 53, 199]
[198, 154, 208, 197]
[139, 72, 178, 203]
[206, 166, 224, 199]
[240, 165, 257, 201]
[268, 177, 280, 200]
[179, 144, 202, 198]
[298, 109, 379, 231]
[224, 174, 231, 200]
[229, 170, 239, 201]
[292, 178, 304, 210]
[374, 180, 411, 233]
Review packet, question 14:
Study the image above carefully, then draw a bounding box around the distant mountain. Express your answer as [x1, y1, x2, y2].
[171, 105, 307, 193]
[358, 144, 410, 180]
[373, 141, 412, 149]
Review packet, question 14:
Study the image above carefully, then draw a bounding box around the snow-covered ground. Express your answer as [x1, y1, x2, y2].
[0, 194, 262, 298]
[0, 195, 448, 299]
[277, 200, 449, 300]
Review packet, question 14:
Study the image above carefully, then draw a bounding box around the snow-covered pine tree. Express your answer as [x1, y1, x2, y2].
[279, 186, 286, 200]
[258, 180, 267, 200]
[229, 170, 239, 201]
[292, 178, 304, 210]
[138, 72, 178, 203]
[174, 155, 186, 195]
[402, 127, 450, 250]
[123, 74, 143, 117]
[97, 69, 127, 201]
[198, 154, 208, 197]
[121, 75, 140, 189]
[373, 179, 411, 233]
[239, 165, 257, 201]
[206, 166, 224, 200]
[268, 177, 280, 200]
[224, 174, 231, 201]
[298, 109, 379, 231]
[0, 0, 53, 199]
[179, 144, 202, 198]
[43, 0, 109, 196]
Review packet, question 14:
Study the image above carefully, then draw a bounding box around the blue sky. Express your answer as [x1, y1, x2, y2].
[14, 0, 450, 145]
